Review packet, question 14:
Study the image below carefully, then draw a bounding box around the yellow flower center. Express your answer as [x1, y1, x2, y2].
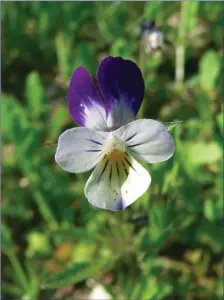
[104, 134, 126, 162]
[107, 149, 125, 162]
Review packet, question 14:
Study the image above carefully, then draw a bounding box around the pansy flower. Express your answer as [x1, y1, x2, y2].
[55, 56, 175, 211]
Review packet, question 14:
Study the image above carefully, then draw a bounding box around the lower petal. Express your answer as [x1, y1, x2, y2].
[84, 153, 151, 211]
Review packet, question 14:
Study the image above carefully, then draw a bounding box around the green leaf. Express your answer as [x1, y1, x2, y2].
[48, 105, 68, 138]
[197, 220, 222, 253]
[26, 72, 46, 120]
[162, 162, 179, 193]
[196, 91, 213, 123]
[48, 228, 91, 242]
[186, 2, 199, 31]
[150, 200, 175, 232]
[97, 2, 129, 42]
[71, 242, 97, 263]
[139, 229, 150, 252]
[1, 224, 13, 251]
[203, 198, 222, 221]
[25, 263, 41, 300]
[181, 141, 222, 166]
[144, 2, 163, 19]
[216, 112, 223, 133]
[162, 120, 183, 132]
[199, 50, 221, 91]
[142, 280, 172, 300]
[2, 204, 32, 220]
[26, 232, 52, 258]
[55, 32, 72, 82]
[111, 39, 131, 58]
[1, 94, 28, 139]
[76, 42, 97, 75]
[41, 262, 103, 289]
[2, 282, 24, 298]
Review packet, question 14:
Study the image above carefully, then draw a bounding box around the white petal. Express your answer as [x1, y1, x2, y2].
[55, 128, 108, 173]
[84, 102, 108, 131]
[106, 99, 135, 131]
[84, 153, 151, 211]
[115, 119, 175, 163]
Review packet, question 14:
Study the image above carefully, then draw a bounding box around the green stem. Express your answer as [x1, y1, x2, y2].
[175, 1, 188, 85]
[21, 164, 59, 229]
[33, 188, 59, 229]
[2, 282, 23, 297]
[7, 250, 29, 292]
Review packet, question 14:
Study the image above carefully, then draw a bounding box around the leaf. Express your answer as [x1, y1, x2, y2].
[71, 242, 97, 263]
[178, 138, 222, 174]
[97, 2, 129, 42]
[76, 42, 97, 75]
[161, 120, 183, 131]
[186, 2, 199, 31]
[49, 105, 68, 138]
[48, 228, 91, 242]
[216, 112, 223, 133]
[203, 198, 222, 221]
[183, 141, 222, 166]
[1, 94, 28, 139]
[199, 50, 221, 91]
[111, 39, 131, 58]
[41, 262, 103, 289]
[26, 72, 46, 120]
[1, 203, 32, 220]
[196, 91, 213, 123]
[150, 200, 175, 231]
[197, 220, 222, 253]
[1, 224, 13, 251]
[26, 232, 52, 258]
[144, 2, 163, 18]
[142, 280, 172, 300]
[55, 32, 72, 82]
[2, 282, 23, 298]
[162, 162, 179, 193]
[19, 127, 41, 158]
[25, 263, 41, 300]
[150, 231, 170, 256]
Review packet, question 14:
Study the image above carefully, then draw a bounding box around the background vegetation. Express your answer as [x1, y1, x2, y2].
[2, 2, 223, 300]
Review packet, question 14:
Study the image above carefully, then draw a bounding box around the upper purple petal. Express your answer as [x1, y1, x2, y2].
[97, 56, 145, 117]
[68, 67, 107, 130]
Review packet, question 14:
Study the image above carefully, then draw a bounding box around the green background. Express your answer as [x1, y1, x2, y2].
[2, 2, 222, 300]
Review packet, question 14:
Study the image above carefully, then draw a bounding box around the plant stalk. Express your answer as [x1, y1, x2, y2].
[7, 250, 29, 292]
[175, 1, 188, 85]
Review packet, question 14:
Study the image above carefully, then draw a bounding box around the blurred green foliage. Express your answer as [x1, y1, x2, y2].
[2, 2, 222, 300]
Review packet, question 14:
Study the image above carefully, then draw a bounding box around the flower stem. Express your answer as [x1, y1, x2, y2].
[175, 1, 188, 85]
[21, 166, 59, 229]
[32, 188, 59, 229]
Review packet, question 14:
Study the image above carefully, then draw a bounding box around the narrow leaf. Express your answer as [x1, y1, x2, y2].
[41, 262, 103, 289]
[161, 120, 183, 131]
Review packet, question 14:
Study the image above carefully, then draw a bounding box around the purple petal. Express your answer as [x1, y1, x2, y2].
[97, 56, 145, 126]
[68, 67, 107, 130]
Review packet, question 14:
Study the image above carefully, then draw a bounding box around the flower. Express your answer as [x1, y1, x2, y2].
[140, 20, 164, 53]
[55, 56, 175, 211]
